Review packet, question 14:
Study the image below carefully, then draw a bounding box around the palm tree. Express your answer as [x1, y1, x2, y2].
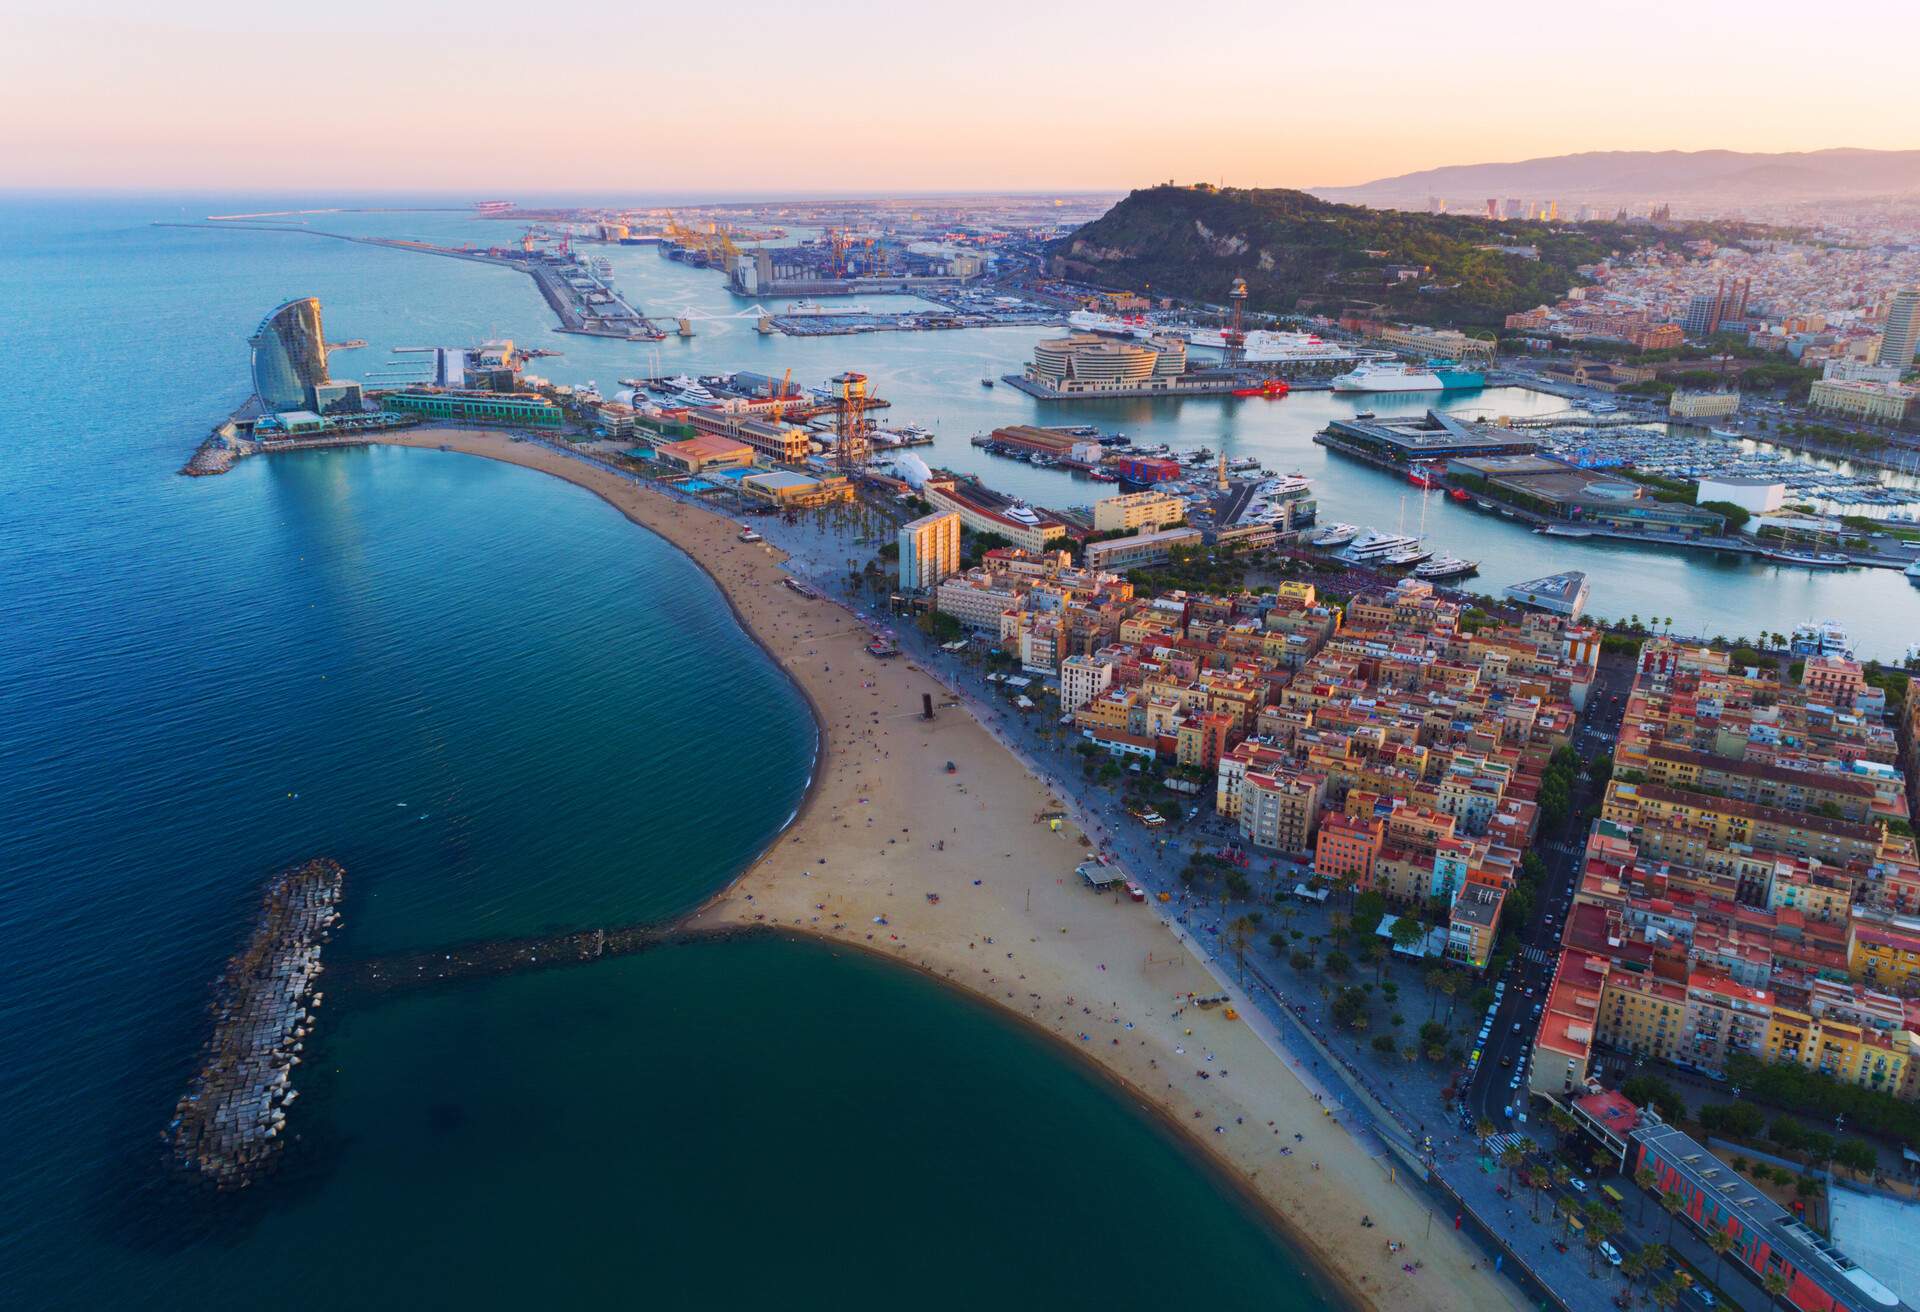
[1705, 1227, 1736, 1291]
[1436, 968, 1462, 1025]
[1660, 1188, 1685, 1246]
[1555, 1193, 1580, 1236]
[1634, 1167, 1660, 1224]
[1547, 1105, 1579, 1149]
[1499, 1142, 1526, 1191]
[1762, 1271, 1789, 1309]
[1475, 1117, 1497, 1148]
[1228, 914, 1257, 984]
[1622, 1246, 1655, 1304]
[1649, 1277, 1680, 1311]
[1551, 1163, 1571, 1199]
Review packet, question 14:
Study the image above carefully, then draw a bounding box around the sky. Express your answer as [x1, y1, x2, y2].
[6, 0, 1919, 195]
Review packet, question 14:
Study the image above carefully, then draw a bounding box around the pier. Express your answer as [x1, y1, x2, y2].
[342, 923, 681, 995]
[166, 858, 344, 1191]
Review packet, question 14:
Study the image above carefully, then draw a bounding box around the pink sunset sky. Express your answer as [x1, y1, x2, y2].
[4, 0, 1914, 192]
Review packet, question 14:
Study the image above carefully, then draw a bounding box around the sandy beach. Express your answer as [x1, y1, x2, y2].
[373, 427, 1525, 1311]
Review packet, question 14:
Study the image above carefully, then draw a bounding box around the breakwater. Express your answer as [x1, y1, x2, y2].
[344, 923, 678, 995]
[166, 858, 343, 1190]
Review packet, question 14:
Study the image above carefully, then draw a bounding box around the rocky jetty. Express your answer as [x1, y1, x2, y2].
[166, 858, 344, 1190]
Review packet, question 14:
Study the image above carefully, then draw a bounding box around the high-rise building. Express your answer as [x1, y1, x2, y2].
[1879, 288, 1920, 369]
[897, 510, 961, 591]
[248, 297, 330, 412]
[1485, 198, 1499, 220]
[1682, 291, 1722, 339]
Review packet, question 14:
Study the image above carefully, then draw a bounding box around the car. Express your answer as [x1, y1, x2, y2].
[1599, 1240, 1622, 1267]
[1512, 1022, 1522, 1033]
[1552, 1240, 1570, 1254]
[1697, 1292, 1715, 1308]
[1568, 1177, 1588, 1194]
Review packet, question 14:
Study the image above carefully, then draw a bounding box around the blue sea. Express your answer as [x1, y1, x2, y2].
[0, 195, 1332, 1308]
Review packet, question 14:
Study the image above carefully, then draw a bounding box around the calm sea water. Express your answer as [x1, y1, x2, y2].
[0, 196, 1328, 1307]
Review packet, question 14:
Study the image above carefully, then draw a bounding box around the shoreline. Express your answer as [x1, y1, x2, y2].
[281, 427, 1524, 1311]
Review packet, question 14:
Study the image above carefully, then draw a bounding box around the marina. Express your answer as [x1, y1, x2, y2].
[165, 858, 344, 1191]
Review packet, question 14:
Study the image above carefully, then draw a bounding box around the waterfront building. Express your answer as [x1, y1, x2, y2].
[739, 470, 853, 508]
[897, 511, 962, 592]
[922, 476, 1067, 554]
[1809, 377, 1916, 424]
[249, 297, 330, 412]
[1022, 333, 1194, 396]
[1503, 571, 1591, 617]
[1092, 490, 1187, 534]
[309, 380, 365, 416]
[1450, 457, 1725, 538]
[383, 390, 562, 427]
[1822, 358, 1906, 384]
[1060, 653, 1116, 712]
[1369, 323, 1496, 361]
[1323, 410, 1538, 466]
[1879, 287, 1920, 369]
[1669, 389, 1740, 420]
[1083, 526, 1204, 572]
[1238, 768, 1325, 855]
[1692, 475, 1783, 515]
[654, 434, 756, 475]
[686, 411, 813, 463]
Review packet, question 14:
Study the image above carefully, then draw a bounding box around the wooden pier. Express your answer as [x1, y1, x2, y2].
[165, 859, 344, 1190]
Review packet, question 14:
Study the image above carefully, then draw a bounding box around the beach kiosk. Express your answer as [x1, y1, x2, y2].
[1076, 859, 1125, 892]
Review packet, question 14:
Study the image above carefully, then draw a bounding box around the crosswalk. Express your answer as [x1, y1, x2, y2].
[1482, 1131, 1536, 1157]
[1522, 945, 1556, 966]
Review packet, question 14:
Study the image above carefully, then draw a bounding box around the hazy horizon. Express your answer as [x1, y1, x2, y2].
[7, 0, 1917, 193]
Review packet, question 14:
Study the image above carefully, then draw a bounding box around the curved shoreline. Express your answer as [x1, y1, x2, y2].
[322, 428, 1522, 1312]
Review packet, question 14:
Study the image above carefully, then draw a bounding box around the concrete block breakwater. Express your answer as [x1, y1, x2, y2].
[166, 858, 344, 1190]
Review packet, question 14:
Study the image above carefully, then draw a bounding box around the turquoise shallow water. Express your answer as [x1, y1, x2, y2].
[0, 195, 1328, 1308]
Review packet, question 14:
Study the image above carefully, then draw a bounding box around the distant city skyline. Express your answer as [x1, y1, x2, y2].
[4, 1, 1917, 192]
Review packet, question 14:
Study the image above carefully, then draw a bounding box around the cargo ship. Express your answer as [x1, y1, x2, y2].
[1331, 361, 1485, 393]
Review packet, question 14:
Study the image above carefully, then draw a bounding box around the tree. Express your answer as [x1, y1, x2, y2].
[1835, 1138, 1877, 1181]
[1227, 914, 1257, 984]
[1434, 967, 1462, 1024]
[1634, 1166, 1660, 1224]
[1324, 949, 1352, 978]
[1660, 1189, 1685, 1247]
[1649, 1277, 1681, 1312]
[1763, 1271, 1789, 1309]
[1331, 986, 1370, 1031]
[1475, 1118, 1498, 1147]
[1390, 915, 1427, 960]
[1289, 950, 1313, 973]
[1499, 1142, 1527, 1191]
[1350, 889, 1388, 935]
[1705, 1227, 1736, 1292]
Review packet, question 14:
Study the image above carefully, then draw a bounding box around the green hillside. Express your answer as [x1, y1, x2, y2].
[1049, 184, 1639, 327]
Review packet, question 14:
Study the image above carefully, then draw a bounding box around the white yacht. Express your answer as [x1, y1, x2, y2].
[1906, 559, 1920, 586]
[1344, 529, 1420, 560]
[1415, 555, 1479, 580]
[1381, 545, 1434, 567]
[1311, 522, 1360, 547]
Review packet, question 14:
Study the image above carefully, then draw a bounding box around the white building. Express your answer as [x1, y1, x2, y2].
[1059, 653, 1115, 711]
[1693, 475, 1785, 516]
[897, 510, 961, 591]
[1669, 390, 1740, 420]
[1092, 490, 1187, 534]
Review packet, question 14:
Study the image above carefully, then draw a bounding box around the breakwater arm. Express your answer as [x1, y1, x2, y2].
[166, 858, 343, 1190]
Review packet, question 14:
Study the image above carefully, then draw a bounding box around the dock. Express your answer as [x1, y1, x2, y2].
[166, 858, 344, 1191]
[998, 372, 1245, 401]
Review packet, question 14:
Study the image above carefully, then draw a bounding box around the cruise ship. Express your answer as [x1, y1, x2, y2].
[1331, 361, 1486, 393]
[1066, 310, 1159, 340]
[1311, 522, 1360, 547]
[1344, 529, 1421, 560]
[1186, 327, 1361, 365]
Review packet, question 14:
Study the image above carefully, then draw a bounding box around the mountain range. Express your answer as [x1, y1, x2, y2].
[1311, 149, 1920, 209]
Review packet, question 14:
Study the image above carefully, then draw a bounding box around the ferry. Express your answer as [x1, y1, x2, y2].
[1311, 522, 1361, 547]
[1231, 377, 1291, 398]
[1332, 361, 1486, 393]
[1415, 555, 1479, 580]
[1185, 326, 1360, 365]
[1345, 529, 1421, 560]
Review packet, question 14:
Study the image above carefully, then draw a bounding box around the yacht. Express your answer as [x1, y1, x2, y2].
[1381, 544, 1434, 567]
[1789, 619, 1853, 659]
[1311, 522, 1360, 547]
[786, 300, 875, 316]
[655, 375, 717, 407]
[1415, 555, 1479, 580]
[1344, 529, 1421, 560]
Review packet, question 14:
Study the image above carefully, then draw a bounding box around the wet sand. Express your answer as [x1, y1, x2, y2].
[371, 427, 1524, 1311]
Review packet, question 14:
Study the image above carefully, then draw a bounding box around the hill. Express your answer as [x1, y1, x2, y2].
[1050, 185, 1627, 327]
[1311, 148, 1920, 210]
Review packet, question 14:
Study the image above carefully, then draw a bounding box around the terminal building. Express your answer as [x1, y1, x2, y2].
[1322, 410, 1539, 467]
[382, 390, 563, 427]
[1023, 332, 1190, 396]
[1449, 455, 1726, 538]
